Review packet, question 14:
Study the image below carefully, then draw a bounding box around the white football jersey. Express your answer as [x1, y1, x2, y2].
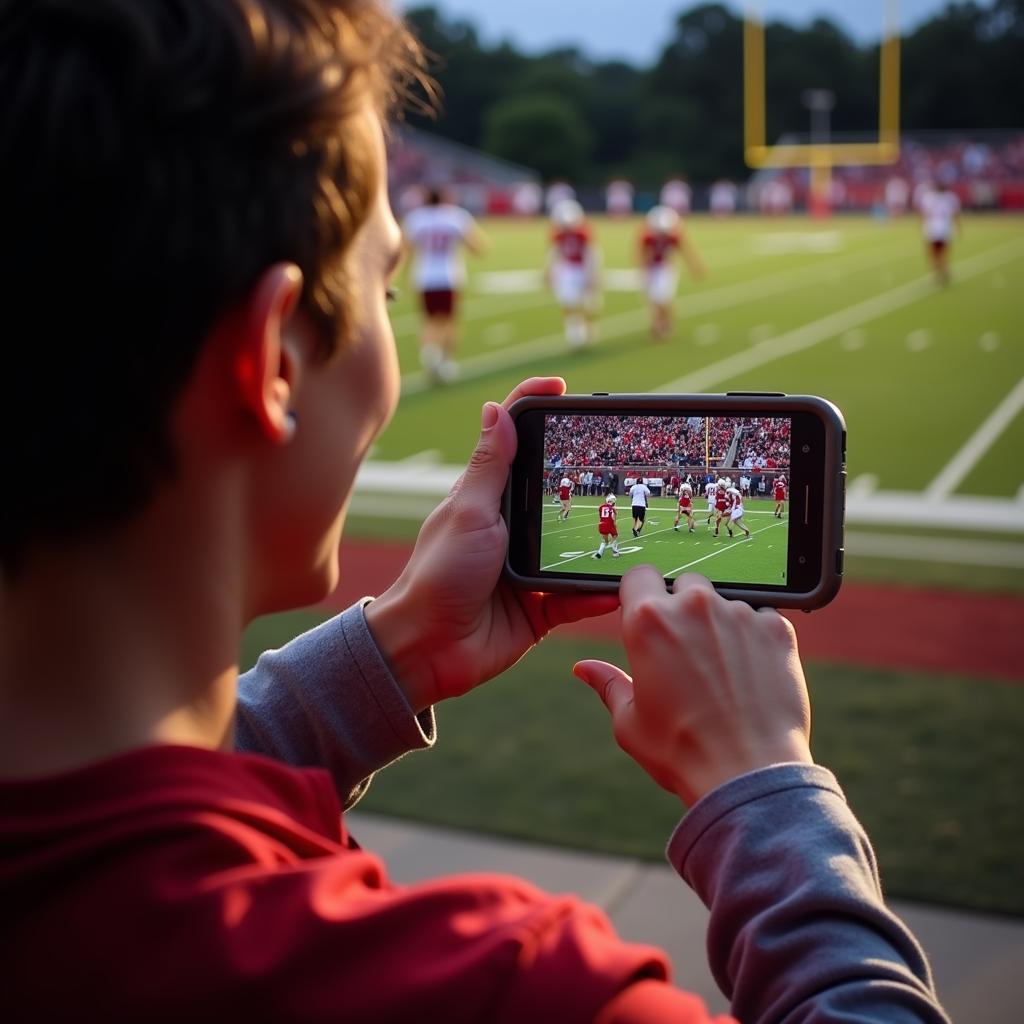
[628, 483, 651, 507]
[403, 204, 475, 290]
[920, 190, 960, 241]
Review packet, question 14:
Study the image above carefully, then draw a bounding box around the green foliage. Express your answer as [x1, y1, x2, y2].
[483, 92, 593, 182]
[403, 2, 1022, 184]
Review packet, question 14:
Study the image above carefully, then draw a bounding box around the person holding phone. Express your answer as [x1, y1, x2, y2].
[0, 3, 948, 1022]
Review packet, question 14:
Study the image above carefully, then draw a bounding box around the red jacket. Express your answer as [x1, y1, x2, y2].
[0, 745, 732, 1022]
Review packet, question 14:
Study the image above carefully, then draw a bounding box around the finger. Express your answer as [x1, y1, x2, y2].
[541, 592, 620, 630]
[500, 376, 566, 411]
[448, 401, 518, 506]
[619, 563, 671, 607]
[670, 572, 716, 597]
[572, 660, 634, 718]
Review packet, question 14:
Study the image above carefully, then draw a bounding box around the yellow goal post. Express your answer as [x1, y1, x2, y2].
[743, 1, 901, 210]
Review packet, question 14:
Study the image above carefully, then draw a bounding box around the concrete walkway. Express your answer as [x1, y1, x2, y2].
[348, 810, 1024, 1023]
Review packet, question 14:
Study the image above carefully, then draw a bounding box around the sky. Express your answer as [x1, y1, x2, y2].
[399, 1, 987, 66]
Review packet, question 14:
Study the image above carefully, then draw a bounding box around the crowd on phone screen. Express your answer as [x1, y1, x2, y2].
[545, 415, 791, 488]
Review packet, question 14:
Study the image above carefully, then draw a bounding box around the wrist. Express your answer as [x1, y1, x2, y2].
[676, 733, 813, 806]
[363, 588, 435, 715]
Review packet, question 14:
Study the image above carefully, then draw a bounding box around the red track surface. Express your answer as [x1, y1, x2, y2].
[328, 539, 1023, 683]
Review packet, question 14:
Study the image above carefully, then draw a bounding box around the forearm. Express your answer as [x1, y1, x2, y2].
[670, 764, 949, 1023]
[235, 601, 435, 808]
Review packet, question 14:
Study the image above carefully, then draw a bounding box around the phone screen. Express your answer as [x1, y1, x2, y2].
[541, 412, 793, 586]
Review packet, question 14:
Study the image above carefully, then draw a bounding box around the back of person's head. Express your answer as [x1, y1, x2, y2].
[0, 0, 424, 572]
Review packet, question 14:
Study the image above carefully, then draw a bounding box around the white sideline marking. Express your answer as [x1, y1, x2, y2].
[749, 323, 774, 344]
[654, 236, 1024, 394]
[475, 269, 545, 293]
[352, 465, 1024, 536]
[846, 492, 1024, 533]
[846, 532, 1024, 570]
[840, 329, 865, 350]
[398, 238, 916, 395]
[923, 377, 1024, 500]
[752, 232, 843, 254]
[847, 474, 879, 500]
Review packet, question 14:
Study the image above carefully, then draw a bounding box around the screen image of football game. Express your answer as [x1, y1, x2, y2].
[541, 413, 790, 584]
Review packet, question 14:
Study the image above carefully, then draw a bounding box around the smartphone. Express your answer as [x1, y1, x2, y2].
[503, 392, 846, 610]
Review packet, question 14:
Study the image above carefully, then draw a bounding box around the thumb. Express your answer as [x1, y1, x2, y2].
[573, 660, 634, 718]
[452, 401, 518, 504]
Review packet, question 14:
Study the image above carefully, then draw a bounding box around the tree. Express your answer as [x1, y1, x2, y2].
[483, 93, 593, 182]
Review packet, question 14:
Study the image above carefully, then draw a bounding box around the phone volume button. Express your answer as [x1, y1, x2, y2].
[725, 391, 786, 397]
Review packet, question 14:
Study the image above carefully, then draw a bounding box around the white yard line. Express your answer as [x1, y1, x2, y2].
[654, 236, 1024, 393]
[664, 519, 787, 575]
[845, 531, 1024, 569]
[845, 492, 1024, 533]
[398, 238, 912, 396]
[923, 377, 1024, 500]
[541, 521, 687, 569]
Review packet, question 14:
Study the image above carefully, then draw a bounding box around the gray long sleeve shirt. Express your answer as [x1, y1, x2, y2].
[236, 602, 950, 1023]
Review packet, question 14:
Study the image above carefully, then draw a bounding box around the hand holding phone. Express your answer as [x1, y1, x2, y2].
[574, 568, 812, 806]
[503, 392, 846, 610]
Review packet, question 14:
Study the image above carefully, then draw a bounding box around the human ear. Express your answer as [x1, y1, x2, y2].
[231, 263, 304, 444]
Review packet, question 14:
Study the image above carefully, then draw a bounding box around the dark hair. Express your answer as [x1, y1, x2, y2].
[0, 0, 427, 571]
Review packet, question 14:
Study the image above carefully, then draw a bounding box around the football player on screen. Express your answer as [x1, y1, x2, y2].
[592, 494, 621, 559]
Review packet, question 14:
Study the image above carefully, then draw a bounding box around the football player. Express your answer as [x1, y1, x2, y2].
[639, 205, 704, 340]
[774, 475, 788, 518]
[725, 485, 752, 540]
[547, 199, 600, 349]
[592, 493, 621, 558]
[558, 474, 574, 520]
[673, 483, 695, 533]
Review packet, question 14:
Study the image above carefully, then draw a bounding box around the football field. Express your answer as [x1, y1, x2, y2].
[352, 213, 1024, 592]
[540, 498, 788, 584]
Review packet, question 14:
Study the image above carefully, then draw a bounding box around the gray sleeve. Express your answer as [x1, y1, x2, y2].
[668, 764, 950, 1023]
[235, 600, 435, 810]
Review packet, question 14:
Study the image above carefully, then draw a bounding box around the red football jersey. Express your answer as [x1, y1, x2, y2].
[774, 484, 787, 501]
[714, 490, 731, 512]
[559, 485, 572, 501]
[677, 494, 692, 510]
[640, 230, 680, 267]
[598, 502, 618, 533]
[552, 226, 591, 265]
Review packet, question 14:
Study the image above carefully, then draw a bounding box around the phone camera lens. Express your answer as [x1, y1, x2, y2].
[802, 444, 810, 453]
[798, 555, 806, 564]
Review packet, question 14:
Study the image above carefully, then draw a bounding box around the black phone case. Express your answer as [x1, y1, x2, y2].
[502, 392, 846, 611]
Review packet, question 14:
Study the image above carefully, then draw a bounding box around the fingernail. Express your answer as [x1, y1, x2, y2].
[481, 402, 499, 431]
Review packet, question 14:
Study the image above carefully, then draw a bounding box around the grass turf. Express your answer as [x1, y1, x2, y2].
[540, 497, 786, 585]
[369, 213, 1024, 593]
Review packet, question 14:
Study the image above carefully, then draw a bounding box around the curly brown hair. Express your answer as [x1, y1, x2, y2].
[0, 0, 428, 570]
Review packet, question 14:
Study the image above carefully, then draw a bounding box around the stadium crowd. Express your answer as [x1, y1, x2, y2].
[544, 415, 741, 470]
[736, 417, 791, 468]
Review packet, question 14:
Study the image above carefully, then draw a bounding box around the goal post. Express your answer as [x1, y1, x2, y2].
[743, 1, 901, 212]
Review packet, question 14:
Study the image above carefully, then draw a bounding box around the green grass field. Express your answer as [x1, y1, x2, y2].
[359, 212, 1024, 593]
[540, 497, 788, 584]
[241, 212, 1024, 917]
